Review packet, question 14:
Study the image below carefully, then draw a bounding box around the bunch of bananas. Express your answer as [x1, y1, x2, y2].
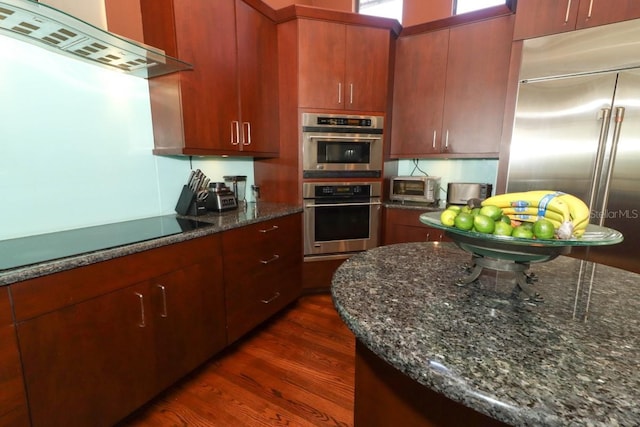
[481, 191, 590, 239]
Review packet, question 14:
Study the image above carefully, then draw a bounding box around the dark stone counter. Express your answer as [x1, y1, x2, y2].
[0, 202, 301, 286]
[331, 242, 640, 427]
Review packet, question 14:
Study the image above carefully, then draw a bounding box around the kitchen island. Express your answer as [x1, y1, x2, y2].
[331, 242, 639, 427]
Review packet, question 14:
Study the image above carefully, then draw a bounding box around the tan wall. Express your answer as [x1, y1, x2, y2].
[260, 0, 454, 24]
[104, 0, 144, 42]
[403, 0, 453, 26]
[40, 0, 108, 29]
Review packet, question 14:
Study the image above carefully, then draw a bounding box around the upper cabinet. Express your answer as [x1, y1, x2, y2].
[298, 19, 391, 113]
[390, 14, 515, 158]
[139, 0, 279, 156]
[514, 0, 640, 40]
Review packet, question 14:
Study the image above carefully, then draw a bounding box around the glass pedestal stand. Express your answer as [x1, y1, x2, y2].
[452, 233, 572, 302]
[419, 212, 624, 303]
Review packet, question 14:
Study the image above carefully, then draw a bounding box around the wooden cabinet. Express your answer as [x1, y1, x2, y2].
[298, 19, 391, 112]
[383, 207, 450, 245]
[140, 0, 279, 156]
[514, 0, 640, 40]
[11, 235, 226, 427]
[0, 288, 29, 427]
[222, 213, 302, 343]
[390, 15, 514, 158]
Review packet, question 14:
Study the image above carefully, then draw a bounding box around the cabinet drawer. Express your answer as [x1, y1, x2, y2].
[225, 261, 301, 343]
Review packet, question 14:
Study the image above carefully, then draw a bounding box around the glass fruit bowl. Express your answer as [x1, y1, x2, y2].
[419, 211, 624, 264]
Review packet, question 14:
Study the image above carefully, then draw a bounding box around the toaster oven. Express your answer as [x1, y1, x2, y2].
[390, 176, 441, 203]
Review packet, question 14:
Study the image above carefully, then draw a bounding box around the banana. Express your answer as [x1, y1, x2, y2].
[482, 190, 590, 239]
[506, 214, 562, 229]
[501, 207, 565, 224]
[482, 191, 571, 223]
[520, 190, 591, 225]
[557, 193, 591, 226]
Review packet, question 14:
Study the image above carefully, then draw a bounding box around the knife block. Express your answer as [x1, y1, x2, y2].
[175, 185, 209, 216]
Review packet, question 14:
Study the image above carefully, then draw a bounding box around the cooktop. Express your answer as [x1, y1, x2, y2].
[0, 215, 216, 271]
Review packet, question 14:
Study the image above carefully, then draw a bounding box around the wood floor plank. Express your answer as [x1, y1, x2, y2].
[118, 294, 355, 427]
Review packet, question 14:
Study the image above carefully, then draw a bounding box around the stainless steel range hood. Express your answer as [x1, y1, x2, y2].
[0, 0, 192, 78]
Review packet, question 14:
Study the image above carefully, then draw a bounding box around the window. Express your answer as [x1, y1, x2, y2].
[454, 0, 506, 14]
[358, 0, 403, 23]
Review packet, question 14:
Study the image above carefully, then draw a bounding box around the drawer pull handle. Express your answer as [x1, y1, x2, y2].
[259, 225, 279, 233]
[134, 292, 146, 328]
[564, 0, 572, 23]
[157, 284, 168, 318]
[260, 254, 280, 264]
[261, 292, 281, 304]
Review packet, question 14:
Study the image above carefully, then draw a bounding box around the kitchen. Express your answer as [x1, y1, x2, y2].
[1, 0, 640, 426]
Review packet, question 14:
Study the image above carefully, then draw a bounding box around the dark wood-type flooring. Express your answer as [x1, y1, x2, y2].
[119, 294, 355, 426]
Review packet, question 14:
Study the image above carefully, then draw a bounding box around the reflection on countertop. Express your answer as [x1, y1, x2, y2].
[332, 241, 640, 427]
[384, 200, 443, 211]
[0, 202, 302, 286]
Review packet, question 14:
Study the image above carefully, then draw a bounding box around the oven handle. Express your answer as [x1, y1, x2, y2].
[304, 201, 382, 208]
[307, 135, 383, 141]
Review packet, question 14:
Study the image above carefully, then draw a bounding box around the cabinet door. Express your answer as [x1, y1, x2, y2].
[441, 15, 514, 155]
[298, 19, 346, 110]
[513, 0, 579, 40]
[0, 288, 29, 427]
[235, 0, 280, 154]
[141, 0, 240, 153]
[17, 282, 156, 427]
[390, 29, 448, 157]
[575, 0, 640, 29]
[383, 208, 449, 245]
[345, 25, 390, 112]
[152, 261, 226, 392]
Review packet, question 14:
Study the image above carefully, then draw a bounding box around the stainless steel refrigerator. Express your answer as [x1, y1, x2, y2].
[506, 19, 640, 273]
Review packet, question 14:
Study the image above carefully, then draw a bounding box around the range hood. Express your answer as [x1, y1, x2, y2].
[0, 0, 192, 78]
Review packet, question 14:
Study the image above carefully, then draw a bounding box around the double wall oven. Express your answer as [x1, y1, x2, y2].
[301, 113, 384, 258]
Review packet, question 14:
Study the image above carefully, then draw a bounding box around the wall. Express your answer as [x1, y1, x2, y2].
[40, 0, 108, 29]
[397, 159, 498, 206]
[261, 0, 454, 23]
[0, 35, 254, 240]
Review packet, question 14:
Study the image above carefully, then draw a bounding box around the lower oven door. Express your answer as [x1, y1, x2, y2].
[303, 198, 381, 256]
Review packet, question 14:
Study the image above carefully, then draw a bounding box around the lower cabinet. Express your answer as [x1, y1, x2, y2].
[11, 235, 226, 427]
[0, 288, 29, 427]
[383, 207, 450, 245]
[6, 214, 303, 426]
[223, 213, 303, 344]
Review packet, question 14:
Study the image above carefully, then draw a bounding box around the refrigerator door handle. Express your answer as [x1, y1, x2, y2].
[587, 107, 612, 215]
[598, 106, 626, 225]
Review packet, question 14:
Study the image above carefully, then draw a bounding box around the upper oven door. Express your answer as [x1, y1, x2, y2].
[301, 112, 384, 179]
[302, 132, 383, 178]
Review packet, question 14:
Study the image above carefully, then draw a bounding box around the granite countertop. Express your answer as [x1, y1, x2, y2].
[0, 202, 302, 286]
[331, 242, 640, 427]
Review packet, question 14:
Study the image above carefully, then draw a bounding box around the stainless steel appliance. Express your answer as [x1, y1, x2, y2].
[506, 19, 640, 273]
[302, 112, 384, 179]
[208, 182, 237, 212]
[303, 182, 381, 256]
[390, 176, 441, 204]
[447, 183, 493, 206]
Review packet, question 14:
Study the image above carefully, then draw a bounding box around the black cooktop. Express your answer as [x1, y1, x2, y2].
[0, 215, 215, 271]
